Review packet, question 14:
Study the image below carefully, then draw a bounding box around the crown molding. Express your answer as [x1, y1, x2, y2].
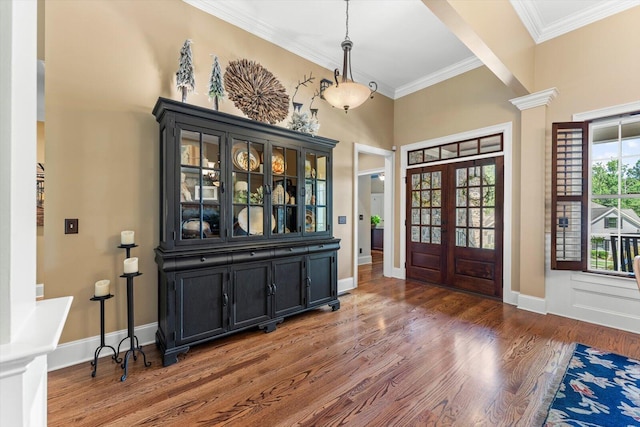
[510, 0, 640, 44]
[394, 56, 483, 99]
[509, 87, 558, 111]
[182, 0, 394, 98]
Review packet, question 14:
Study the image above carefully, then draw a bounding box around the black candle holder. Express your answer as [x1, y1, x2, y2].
[116, 244, 151, 381]
[89, 294, 120, 377]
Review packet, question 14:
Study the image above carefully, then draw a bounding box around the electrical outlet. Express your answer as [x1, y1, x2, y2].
[65, 218, 78, 234]
[338, 216, 347, 224]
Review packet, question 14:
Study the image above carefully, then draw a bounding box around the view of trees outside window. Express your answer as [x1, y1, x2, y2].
[589, 118, 640, 273]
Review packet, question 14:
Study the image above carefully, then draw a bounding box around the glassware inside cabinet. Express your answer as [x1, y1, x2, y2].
[272, 146, 298, 234]
[179, 130, 221, 240]
[231, 139, 266, 236]
[304, 153, 328, 233]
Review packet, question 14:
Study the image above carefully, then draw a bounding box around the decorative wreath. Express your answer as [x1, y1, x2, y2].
[224, 59, 289, 124]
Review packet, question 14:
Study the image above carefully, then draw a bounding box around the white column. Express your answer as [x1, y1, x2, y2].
[0, 1, 72, 425]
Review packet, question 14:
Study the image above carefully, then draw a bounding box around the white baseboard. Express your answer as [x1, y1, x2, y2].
[338, 277, 355, 294]
[36, 283, 44, 299]
[393, 267, 406, 280]
[48, 322, 157, 371]
[358, 256, 372, 265]
[517, 294, 547, 315]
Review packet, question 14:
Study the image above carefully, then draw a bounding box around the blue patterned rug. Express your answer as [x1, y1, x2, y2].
[542, 343, 640, 426]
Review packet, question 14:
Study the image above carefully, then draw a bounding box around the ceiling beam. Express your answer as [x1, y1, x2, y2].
[422, 0, 534, 97]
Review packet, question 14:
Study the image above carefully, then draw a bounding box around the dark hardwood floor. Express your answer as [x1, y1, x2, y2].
[48, 251, 640, 426]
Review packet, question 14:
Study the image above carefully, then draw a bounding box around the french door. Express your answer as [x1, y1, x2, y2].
[406, 157, 503, 298]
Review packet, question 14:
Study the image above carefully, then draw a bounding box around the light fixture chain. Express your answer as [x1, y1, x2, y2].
[345, 0, 350, 40]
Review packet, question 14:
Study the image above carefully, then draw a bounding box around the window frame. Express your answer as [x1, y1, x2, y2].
[551, 114, 640, 275]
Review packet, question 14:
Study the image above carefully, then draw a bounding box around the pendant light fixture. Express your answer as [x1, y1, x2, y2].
[320, 0, 377, 113]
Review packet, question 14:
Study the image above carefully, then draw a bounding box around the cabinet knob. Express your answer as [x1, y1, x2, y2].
[289, 247, 293, 252]
[200, 257, 206, 262]
[250, 251, 255, 256]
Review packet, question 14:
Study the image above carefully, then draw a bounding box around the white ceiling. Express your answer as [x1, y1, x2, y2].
[187, 1, 639, 99]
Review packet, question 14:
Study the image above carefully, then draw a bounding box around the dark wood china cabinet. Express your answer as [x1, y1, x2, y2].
[152, 98, 340, 366]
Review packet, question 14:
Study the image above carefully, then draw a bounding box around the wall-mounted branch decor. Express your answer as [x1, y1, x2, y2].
[224, 59, 289, 124]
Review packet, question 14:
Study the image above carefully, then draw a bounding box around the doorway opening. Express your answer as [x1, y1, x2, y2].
[352, 144, 395, 291]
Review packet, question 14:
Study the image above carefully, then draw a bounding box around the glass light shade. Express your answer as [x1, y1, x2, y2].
[322, 80, 371, 111]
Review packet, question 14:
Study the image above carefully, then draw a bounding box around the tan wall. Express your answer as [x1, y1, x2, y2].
[394, 66, 521, 291]
[535, 7, 640, 233]
[44, 0, 393, 343]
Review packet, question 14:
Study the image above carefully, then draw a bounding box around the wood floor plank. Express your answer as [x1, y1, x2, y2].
[48, 253, 640, 426]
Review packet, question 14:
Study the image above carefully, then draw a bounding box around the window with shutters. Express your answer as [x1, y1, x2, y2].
[552, 115, 640, 275]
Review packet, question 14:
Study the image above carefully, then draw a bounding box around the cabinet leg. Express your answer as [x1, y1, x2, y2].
[330, 300, 341, 311]
[259, 317, 283, 333]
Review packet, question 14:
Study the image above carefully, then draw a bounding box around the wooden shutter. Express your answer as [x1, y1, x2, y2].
[551, 122, 588, 270]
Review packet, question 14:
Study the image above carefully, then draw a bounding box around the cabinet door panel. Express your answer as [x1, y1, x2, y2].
[176, 268, 227, 344]
[307, 251, 336, 307]
[273, 258, 305, 317]
[231, 263, 271, 329]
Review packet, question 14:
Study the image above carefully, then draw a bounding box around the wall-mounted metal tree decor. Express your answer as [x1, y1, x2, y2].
[176, 39, 195, 103]
[287, 72, 319, 135]
[224, 59, 289, 124]
[208, 55, 224, 111]
[287, 73, 320, 135]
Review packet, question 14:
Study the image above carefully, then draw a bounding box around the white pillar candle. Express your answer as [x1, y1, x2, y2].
[94, 280, 110, 297]
[121, 230, 135, 245]
[123, 257, 138, 274]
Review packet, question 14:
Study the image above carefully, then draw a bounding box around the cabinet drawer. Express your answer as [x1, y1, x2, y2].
[231, 248, 273, 263]
[273, 246, 308, 257]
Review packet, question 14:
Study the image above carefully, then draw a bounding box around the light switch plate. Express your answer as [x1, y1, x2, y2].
[65, 218, 78, 234]
[338, 216, 347, 224]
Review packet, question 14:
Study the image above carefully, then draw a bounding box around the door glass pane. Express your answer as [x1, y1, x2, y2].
[180, 130, 200, 166]
[432, 190, 441, 207]
[469, 229, 481, 248]
[469, 188, 481, 207]
[483, 164, 496, 185]
[305, 153, 315, 178]
[431, 227, 441, 244]
[482, 230, 495, 249]
[468, 166, 481, 186]
[305, 207, 315, 232]
[412, 208, 420, 225]
[421, 190, 431, 207]
[456, 208, 467, 226]
[457, 189, 467, 207]
[456, 228, 467, 247]
[482, 208, 495, 228]
[412, 191, 420, 207]
[456, 168, 467, 186]
[316, 155, 327, 180]
[432, 171, 442, 188]
[482, 187, 495, 206]
[421, 227, 430, 243]
[411, 226, 420, 242]
[411, 174, 421, 190]
[202, 204, 220, 238]
[432, 208, 441, 225]
[469, 208, 481, 227]
[421, 209, 430, 225]
[273, 206, 286, 234]
[285, 147, 297, 176]
[421, 173, 431, 189]
[316, 181, 326, 205]
[316, 207, 326, 232]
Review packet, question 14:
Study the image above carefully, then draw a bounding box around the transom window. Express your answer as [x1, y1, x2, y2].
[408, 134, 503, 165]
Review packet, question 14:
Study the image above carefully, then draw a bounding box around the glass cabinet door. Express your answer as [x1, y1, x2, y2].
[231, 137, 266, 237]
[271, 145, 300, 235]
[304, 152, 329, 234]
[179, 129, 222, 241]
